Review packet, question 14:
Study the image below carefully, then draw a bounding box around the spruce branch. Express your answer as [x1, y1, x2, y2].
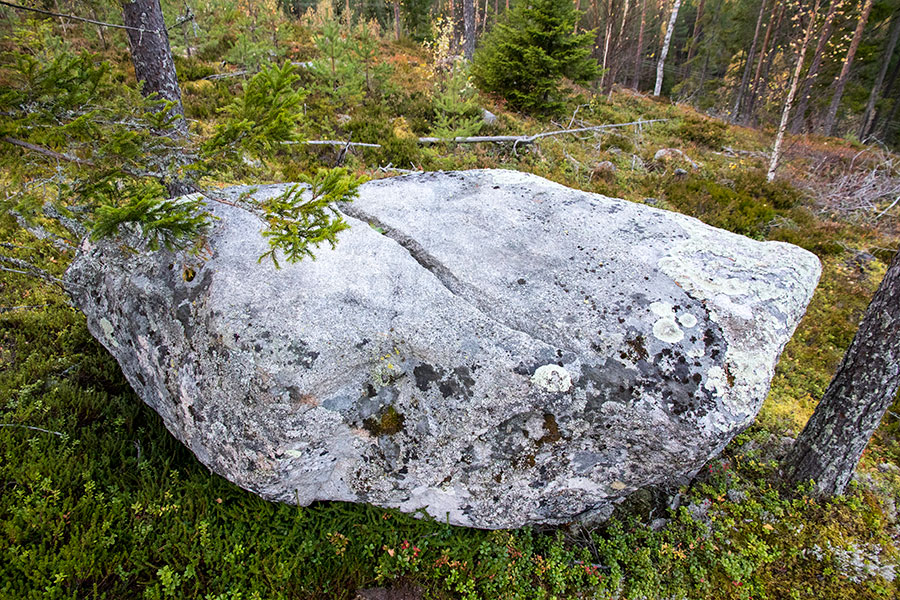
[257, 169, 363, 267]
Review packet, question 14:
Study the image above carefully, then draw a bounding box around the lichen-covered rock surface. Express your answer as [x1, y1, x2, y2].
[64, 169, 821, 529]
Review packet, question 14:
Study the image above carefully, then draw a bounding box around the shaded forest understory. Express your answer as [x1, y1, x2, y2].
[2, 0, 900, 598]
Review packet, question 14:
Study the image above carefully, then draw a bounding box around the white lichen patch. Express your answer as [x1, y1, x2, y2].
[649, 301, 675, 318]
[99, 318, 120, 348]
[652, 317, 684, 343]
[678, 313, 698, 328]
[704, 366, 728, 397]
[532, 364, 573, 393]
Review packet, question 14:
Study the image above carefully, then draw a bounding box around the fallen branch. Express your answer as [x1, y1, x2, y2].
[0, 0, 191, 34]
[283, 140, 383, 148]
[0, 255, 66, 288]
[417, 119, 669, 145]
[0, 423, 63, 437]
[2, 136, 164, 180]
[0, 304, 50, 313]
[204, 61, 313, 80]
[874, 196, 900, 221]
[378, 163, 423, 174]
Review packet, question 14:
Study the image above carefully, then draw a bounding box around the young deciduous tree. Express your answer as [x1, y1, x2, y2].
[782, 248, 900, 496]
[472, 0, 599, 114]
[767, 0, 821, 181]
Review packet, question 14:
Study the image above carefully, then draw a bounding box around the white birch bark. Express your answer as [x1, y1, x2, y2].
[653, 0, 682, 96]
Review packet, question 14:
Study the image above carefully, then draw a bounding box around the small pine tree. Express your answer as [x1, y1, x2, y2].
[471, 0, 598, 115]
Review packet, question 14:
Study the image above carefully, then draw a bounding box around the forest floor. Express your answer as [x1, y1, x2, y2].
[2, 30, 900, 600]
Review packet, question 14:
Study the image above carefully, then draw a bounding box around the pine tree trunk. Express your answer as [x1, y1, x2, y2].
[746, 2, 783, 124]
[463, 0, 476, 59]
[732, 0, 768, 122]
[653, 0, 682, 96]
[859, 13, 900, 140]
[393, 0, 402, 40]
[767, 0, 820, 182]
[607, 0, 631, 89]
[823, 0, 875, 136]
[122, 0, 186, 136]
[599, 0, 614, 89]
[782, 248, 900, 496]
[790, 0, 841, 134]
[875, 63, 900, 138]
[632, 0, 647, 89]
[685, 0, 704, 63]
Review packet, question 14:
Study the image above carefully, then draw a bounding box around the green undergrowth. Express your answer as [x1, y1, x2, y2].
[4, 15, 900, 599]
[2, 280, 899, 599]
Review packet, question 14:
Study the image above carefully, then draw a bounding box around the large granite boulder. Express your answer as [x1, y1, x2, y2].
[64, 170, 821, 529]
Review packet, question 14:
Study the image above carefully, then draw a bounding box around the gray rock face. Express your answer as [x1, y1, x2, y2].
[64, 169, 821, 529]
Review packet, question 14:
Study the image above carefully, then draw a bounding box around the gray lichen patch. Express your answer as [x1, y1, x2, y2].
[652, 317, 684, 343]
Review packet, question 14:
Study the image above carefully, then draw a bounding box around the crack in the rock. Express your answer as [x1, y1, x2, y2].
[340, 203, 562, 351]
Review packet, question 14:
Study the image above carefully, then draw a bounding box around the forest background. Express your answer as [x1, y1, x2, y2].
[1, 0, 900, 597]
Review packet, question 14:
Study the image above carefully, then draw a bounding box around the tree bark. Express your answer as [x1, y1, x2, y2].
[463, 0, 476, 59]
[685, 0, 704, 63]
[732, 0, 768, 122]
[599, 0, 614, 87]
[393, 0, 402, 40]
[653, 0, 682, 96]
[822, 0, 875, 136]
[608, 0, 631, 88]
[782, 247, 900, 496]
[790, 0, 841, 133]
[767, 0, 820, 182]
[632, 0, 647, 89]
[122, 0, 186, 135]
[875, 63, 900, 139]
[746, 2, 783, 124]
[859, 12, 900, 140]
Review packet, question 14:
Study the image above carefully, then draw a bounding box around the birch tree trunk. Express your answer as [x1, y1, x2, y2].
[732, 0, 768, 122]
[822, 0, 875, 136]
[859, 13, 900, 140]
[632, 0, 647, 89]
[782, 248, 900, 496]
[767, 0, 820, 182]
[790, 0, 841, 133]
[653, 0, 682, 96]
